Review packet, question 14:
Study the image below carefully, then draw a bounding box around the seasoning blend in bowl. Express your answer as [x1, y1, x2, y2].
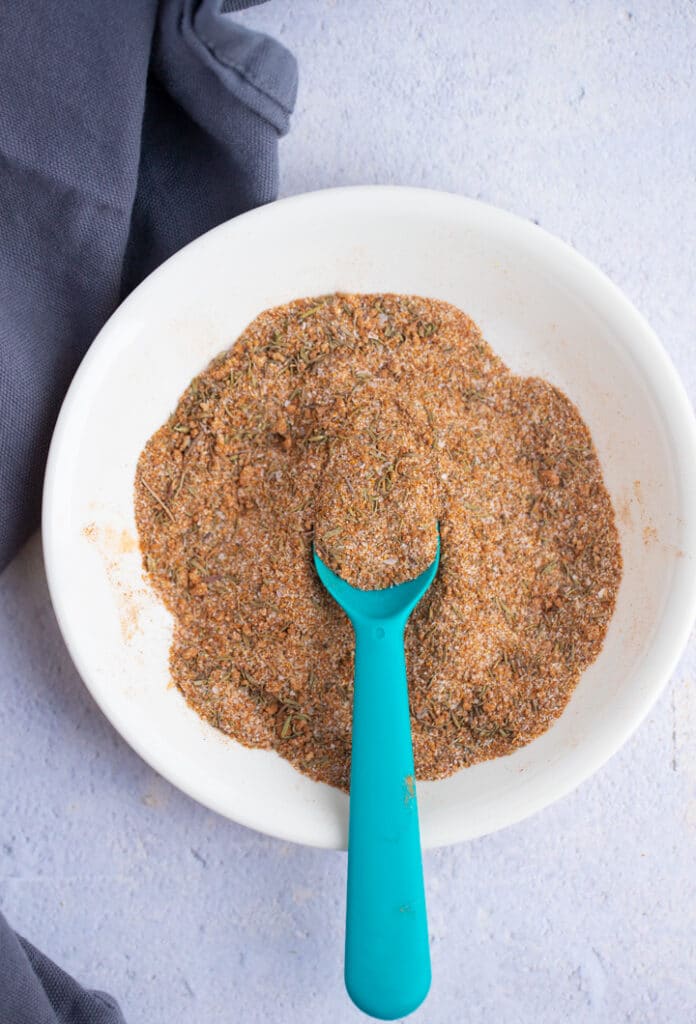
[134, 293, 622, 790]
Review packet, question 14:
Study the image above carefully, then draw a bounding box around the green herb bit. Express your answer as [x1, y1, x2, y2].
[299, 304, 324, 321]
[140, 476, 175, 523]
[540, 560, 558, 575]
[172, 468, 188, 502]
[461, 387, 492, 406]
[494, 596, 515, 627]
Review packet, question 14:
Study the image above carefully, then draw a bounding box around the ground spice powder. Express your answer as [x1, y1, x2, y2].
[134, 294, 622, 790]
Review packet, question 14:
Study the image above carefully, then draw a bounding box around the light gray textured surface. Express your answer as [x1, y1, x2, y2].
[2, 2, 696, 1021]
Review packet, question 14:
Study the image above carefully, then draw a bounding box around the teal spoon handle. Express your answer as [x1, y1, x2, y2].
[345, 618, 430, 1020]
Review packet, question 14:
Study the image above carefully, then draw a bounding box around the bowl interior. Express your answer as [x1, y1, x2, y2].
[43, 187, 696, 848]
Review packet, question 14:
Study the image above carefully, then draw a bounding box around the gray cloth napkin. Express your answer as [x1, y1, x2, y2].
[0, 1, 295, 1018]
[0, 913, 126, 1024]
[0, 0, 297, 573]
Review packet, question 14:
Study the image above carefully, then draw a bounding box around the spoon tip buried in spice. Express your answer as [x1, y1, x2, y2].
[313, 530, 441, 621]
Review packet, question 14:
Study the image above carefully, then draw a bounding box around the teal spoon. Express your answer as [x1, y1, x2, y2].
[314, 540, 440, 1021]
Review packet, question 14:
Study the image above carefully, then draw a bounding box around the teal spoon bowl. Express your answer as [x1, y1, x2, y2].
[314, 540, 440, 1020]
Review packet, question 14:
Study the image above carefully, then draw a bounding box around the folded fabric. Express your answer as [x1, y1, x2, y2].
[0, 910, 125, 1024]
[0, 0, 295, 1017]
[0, 0, 297, 572]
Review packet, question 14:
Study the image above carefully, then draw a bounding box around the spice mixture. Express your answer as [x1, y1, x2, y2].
[135, 294, 622, 790]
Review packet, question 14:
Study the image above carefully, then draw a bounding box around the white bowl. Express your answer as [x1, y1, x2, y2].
[43, 186, 696, 849]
